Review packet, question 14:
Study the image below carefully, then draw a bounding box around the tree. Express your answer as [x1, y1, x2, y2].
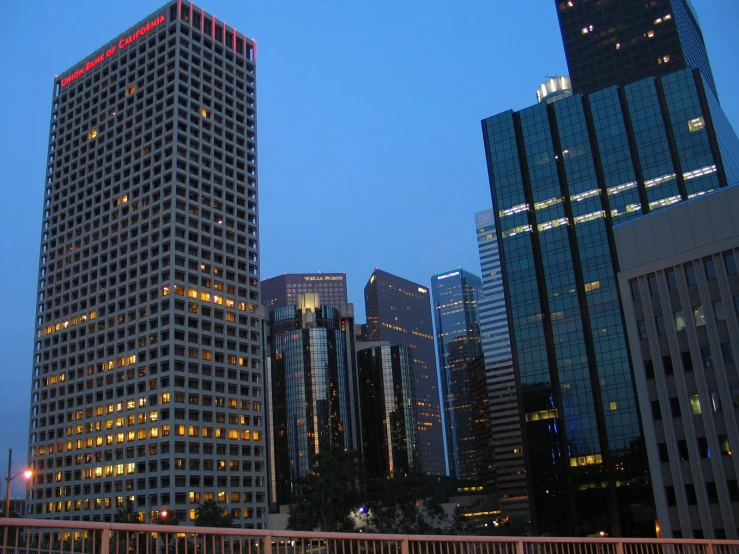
[287, 447, 363, 532]
[114, 502, 142, 523]
[366, 472, 446, 534]
[194, 500, 233, 528]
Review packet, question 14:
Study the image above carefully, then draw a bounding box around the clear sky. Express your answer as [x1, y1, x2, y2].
[1, 0, 738, 489]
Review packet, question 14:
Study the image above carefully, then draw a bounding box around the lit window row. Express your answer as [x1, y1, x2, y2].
[607, 181, 637, 196]
[574, 210, 605, 225]
[683, 164, 715, 180]
[525, 408, 558, 422]
[569, 454, 603, 467]
[163, 284, 257, 312]
[610, 203, 642, 218]
[654, 14, 672, 24]
[41, 310, 98, 336]
[644, 172, 676, 189]
[498, 203, 529, 218]
[501, 224, 532, 238]
[649, 195, 681, 210]
[537, 217, 568, 232]
[534, 197, 562, 211]
[570, 188, 600, 202]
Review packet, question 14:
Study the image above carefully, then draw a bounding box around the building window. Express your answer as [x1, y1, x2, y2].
[127, 85, 136, 95]
[719, 435, 732, 456]
[714, 300, 726, 321]
[711, 390, 722, 412]
[663, 355, 674, 376]
[722, 342, 735, 365]
[637, 320, 648, 339]
[630, 280, 641, 300]
[665, 486, 677, 506]
[704, 259, 717, 281]
[732, 387, 739, 409]
[725, 252, 737, 275]
[651, 400, 662, 421]
[655, 315, 666, 335]
[685, 485, 698, 505]
[689, 394, 701, 415]
[701, 347, 713, 369]
[697, 437, 709, 458]
[88, 129, 98, 140]
[666, 269, 678, 291]
[201, 108, 211, 119]
[693, 306, 705, 326]
[670, 397, 681, 417]
[681, 351, 693, 372]
[658, 443, 669, 463]
[677, 440, 689, 460]
[648, 275, 659, 296]
[644, 359, 654, 379]
[674, 311, 685, 331]
[688, 117, 705, 132]
[685, 264, 697, 286]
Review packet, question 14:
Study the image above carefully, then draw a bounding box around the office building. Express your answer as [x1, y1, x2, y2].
[482, 64, 739, 535]
[261, 273, 347, 312]
[364, 269, 445, 475]
[536, 76, 573, 105]
[556, 0, 718, 97]
[356, 342, 420, 478]
[27, 2, 266, 526]
[431, 269, 493, 481]
[475, 209, 530, 518]
[265, 294, 359, 506]
[616, 185, 739, 539]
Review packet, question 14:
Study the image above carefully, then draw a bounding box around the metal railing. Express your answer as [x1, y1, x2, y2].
[1, 518, 738, 554]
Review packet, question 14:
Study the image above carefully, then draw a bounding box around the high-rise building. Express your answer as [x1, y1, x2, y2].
[615, 185, 739, 539]
[27, 2, 266, 526]
[261, 273, 348, 312]
[474, 209, 530, 519]
[556, 0, 718, 97]
[431, 269, 493, 482]
[364, 269, 445, 475]
[356, 342, 420, 478]
[265, 294, 359, 506]
[482, 64, 739, 536]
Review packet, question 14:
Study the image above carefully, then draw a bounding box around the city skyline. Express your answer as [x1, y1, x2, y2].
[1, 0, 739, 491]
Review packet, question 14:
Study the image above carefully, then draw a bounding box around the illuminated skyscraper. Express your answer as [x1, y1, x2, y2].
[364, 269, 445, 475]
[28, 2, 266, 526]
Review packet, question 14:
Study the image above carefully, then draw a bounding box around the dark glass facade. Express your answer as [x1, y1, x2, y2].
[431, 269, 493, 481]
[364, 269, 445, 475]
[482, 67, 739, 536]
[357, 344, 420, 478]
[556, 0, 718, 98]
[261, 273, 348, 312]
[266, 296, 358, 505]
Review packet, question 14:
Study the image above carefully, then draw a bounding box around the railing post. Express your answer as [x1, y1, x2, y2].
[705, 541, 714, 554]
[263, 532, 272, 554]
[615, 540, 625, 554]
[401, 536, 410, 554]
[100, 528, 111, 554]
[516, 539, 525, 554]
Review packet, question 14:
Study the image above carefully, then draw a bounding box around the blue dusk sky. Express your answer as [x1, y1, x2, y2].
[1, 0, 738, 486]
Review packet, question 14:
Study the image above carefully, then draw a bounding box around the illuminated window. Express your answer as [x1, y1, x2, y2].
[88, 129, 98, 140]
[688, 117, 705, 132]
[647, 30, 654, 38]
[127, 85, 137, 95]
[201, 108, 211, 118]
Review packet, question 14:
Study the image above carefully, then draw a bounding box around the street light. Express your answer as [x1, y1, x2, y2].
[4, 449, 33, 518]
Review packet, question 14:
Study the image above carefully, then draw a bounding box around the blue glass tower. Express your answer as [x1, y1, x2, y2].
[431, 269, 493, 481]
[482, 66, 739, 536]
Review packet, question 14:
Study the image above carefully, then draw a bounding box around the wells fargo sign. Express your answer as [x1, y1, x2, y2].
[61, 15, 166, 87]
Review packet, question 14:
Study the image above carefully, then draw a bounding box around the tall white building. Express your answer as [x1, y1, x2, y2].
[474, 209, 529, 519]
[28, 1, 267, 526]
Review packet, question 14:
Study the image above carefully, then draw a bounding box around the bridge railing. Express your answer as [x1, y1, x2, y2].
[1, 518, 737, 554]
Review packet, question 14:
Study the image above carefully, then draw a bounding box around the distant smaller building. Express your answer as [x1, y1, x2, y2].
[356, 342, 420, 478]
[536, 76, 573, 104]
[261, 273, 348, 312]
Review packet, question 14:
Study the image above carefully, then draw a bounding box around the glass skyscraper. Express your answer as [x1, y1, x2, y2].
[475, 209, 530, 519]
[431, 269, 493, 481]
[356, 343, 420, 478]
[265, 294, 358, 506]
[364, 269, 445, 476]
[482, 66, 739, 536]
[556, 0, 718, 97]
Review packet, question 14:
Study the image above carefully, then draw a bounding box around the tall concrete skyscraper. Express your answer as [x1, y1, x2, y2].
[431, 269, 494, 482]
[364, 269, 445, 475]
[27, 2, 266, 526]
[556, 0, 717, 97]
[474, 209, 529, 519]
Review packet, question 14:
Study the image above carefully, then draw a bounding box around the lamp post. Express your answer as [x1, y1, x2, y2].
[4, 449, 33, 518]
